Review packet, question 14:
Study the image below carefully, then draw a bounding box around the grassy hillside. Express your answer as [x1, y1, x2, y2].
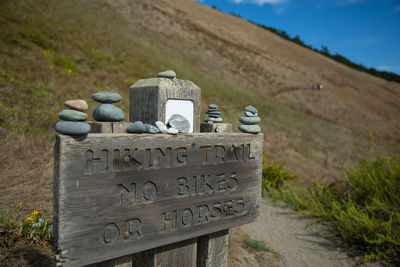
[1, 0, 400, 211]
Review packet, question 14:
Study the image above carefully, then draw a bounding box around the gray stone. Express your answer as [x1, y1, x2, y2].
[127, 121, 145, 133]
[167, 127, 179, 134]
[55, 121, 90, 135]
[144, 124, 160, 134]
[93, 104, 125, 122]
[208, 114, 221, 118]
[245, 111, 258, 117]
[64, 100, 88, 111]
[208, 104, 218, 109]
[238, 124, 261, 134]
[157, 70, 176, 79]
[92, 91, 121, 103]
[59, 109, 88, 121]
[205, 117, 223, 123]
[239, 116, 261, 125]
[206, 111, 221, 115]
[155, 121, 168, 133]
[167, 114, 190, 133]
[244, 105, 258, 115]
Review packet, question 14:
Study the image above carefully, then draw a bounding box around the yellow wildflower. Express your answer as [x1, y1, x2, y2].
[49, 65, 53, 69]
[67, 69, 72, 75]
[26, 216, 33, 222]
[42, 49, 50, 56]
[31, 210, 39, 216]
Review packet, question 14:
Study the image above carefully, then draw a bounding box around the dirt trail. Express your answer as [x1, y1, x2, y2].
[241, 199, 380, 267]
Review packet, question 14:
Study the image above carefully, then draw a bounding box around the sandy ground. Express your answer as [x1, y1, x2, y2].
[241, 199, 381, 267]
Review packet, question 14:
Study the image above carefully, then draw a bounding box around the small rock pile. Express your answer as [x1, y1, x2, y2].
[55, 100, 91, 135]
[127, 121, 160, 134]
[204, 104, 223, 123]
[238, 105, 261, 134]
[92, 91, 125, 122]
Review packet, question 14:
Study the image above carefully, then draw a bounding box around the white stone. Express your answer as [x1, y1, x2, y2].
[155, 121, 168, 133]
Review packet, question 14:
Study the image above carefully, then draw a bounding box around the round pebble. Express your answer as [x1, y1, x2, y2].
[208, 104, 218, 109]
[205, 117, 223, 123]
[144, 124, 160, 134]
[244, 105, 258, 115]
[167, 128, 179, 134]
[245, 111, 257, 117]
[127, 121, 145, 133]
[167, 114, 190, 133]
[59, 109, 88, 121]
[55, 121, 90, 135]
[239, 116, 261, 125]
[155, 121, 168, 133]
[238, 124, 261, 134]
[64, 100, 88, 111]
[157, 70, 176, 79]
[92, 91, 121, 103]
[93, 104, 125, 122]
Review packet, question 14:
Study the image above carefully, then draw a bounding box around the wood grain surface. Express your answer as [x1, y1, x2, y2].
[54, 133, 263, 266]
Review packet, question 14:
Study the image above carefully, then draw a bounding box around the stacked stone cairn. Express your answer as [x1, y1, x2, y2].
[204, 104, 223, 123]
[55, 100, 90, 135]
[238, 105, 261, 134]
[92, 91, 125, 122]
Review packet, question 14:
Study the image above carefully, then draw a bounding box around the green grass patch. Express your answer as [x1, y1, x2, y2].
[263, 139, 400, 264]
[245, 238, 271, 252]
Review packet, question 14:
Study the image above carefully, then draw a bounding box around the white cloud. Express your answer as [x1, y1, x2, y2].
[230, 0, 288, 6]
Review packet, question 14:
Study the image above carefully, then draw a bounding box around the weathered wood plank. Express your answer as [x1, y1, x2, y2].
[200, 123, 233, 133]
[54, 133, 263, 266]
[89, 122, 130, 134]
[197, 229, 229, 267]
[154, 238, 197, 267]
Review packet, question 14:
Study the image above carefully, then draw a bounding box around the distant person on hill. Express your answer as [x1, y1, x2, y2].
[317, 84, 323, 90]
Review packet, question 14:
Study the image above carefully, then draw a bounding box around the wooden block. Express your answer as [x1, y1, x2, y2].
[130, 78, 201, 132]
[154, 238, 197, 267]
[54, 133, 263, 266]
[200, 123, 232, 133]
[89, 122, 130, 134]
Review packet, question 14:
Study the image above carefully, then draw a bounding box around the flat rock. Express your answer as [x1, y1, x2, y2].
[127, 121, 145, 133]
[167, 127, 179, 134]
[206, 111, 221, 115]
[157, 70, 176, 79]
[155, 121, 168, 133]
[64, 99, 88, 111]
[245, 111, 258, 117]
[205, 117, 223, 123]
[92, 91, 121, 103]
[144, 124, 160, 134]
[238, 124, 261, 134]
[167, 114, 190, 133]
[244, 105, 258, 115]
[208, 114, 221, 118]
[208, 104, 218, 109]
[93, 104, 125, 122]
[55, 121, 90, 135]
[239, 116, 261, 125]
[59, 109, 88, 121]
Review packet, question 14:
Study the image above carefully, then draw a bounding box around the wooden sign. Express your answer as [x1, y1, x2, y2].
[54, 133, 263, 266]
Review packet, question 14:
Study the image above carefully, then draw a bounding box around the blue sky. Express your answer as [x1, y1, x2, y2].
[196, 0, 400, 75]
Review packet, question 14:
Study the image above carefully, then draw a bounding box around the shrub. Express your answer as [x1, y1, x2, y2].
[264, 142, 400, 264]
[245, 238, 271, 252]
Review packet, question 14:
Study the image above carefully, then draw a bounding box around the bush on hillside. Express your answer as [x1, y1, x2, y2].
[263, 143, 400, 264]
